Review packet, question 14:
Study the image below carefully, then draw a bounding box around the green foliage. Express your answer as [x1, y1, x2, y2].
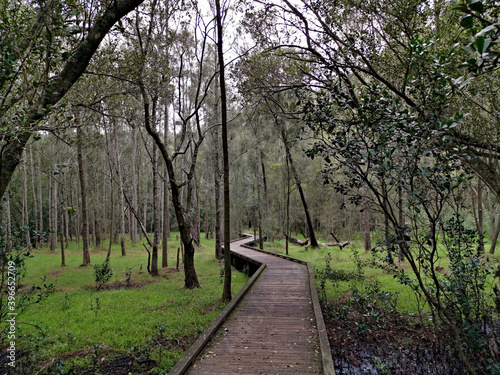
[93, 260, 113, 290]
[454, 0, 500, 73]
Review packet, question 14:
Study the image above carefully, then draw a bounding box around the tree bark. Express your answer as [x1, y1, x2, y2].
[131, 127, 139, 243]
[22, 156, 31, 249]
[49, 174, 58, 252]
[29, 146, 38, 247]
[215, 0, 232, 300]
[77, 129, 91, 266]
[477, 178, 485, 254]
[152, 136, 160, 276]
[60, 206, 66, 267]
[113, 126, 127, 256]
[490, 213, 500, 254]
[162, 99, 170, 267]
[213, 112, 223, 260]
[37, 151, 44, 247]
[3, 192, 12, 251]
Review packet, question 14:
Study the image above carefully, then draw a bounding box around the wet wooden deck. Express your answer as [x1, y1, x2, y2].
[170, 235, 334, 375]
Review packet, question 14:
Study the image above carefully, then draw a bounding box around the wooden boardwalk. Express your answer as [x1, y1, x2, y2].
[170, 236, 334, 375]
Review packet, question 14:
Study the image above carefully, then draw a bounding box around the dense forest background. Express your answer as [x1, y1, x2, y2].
[2, 0, 500, 373]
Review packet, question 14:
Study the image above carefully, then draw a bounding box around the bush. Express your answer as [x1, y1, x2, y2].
[93, 261, 113, 290]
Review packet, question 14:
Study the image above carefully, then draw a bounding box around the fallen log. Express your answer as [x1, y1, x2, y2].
[326, 241, 351, 250]
[285, 234, 309, 246]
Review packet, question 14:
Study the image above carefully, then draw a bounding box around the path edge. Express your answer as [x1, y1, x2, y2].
[240, 241, 335, 375]
[168, 261, 266, 374]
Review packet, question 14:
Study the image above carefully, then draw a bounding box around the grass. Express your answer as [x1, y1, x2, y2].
[4, 233, 248, 374]
[261, 236, 500, 314]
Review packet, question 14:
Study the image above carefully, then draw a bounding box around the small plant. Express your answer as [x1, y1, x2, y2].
[62, 292, 72, 310]
[94, 260, 113, 290]
[90, 343, 104, 367]
[89, 296, 101, 318]
[374, 356, 392, 374]
[125, 268, 132, 286]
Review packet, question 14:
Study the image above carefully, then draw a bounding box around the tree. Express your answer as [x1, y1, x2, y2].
[215, 0, 232, 300]
[77, 127, 91, 266]
[0, 0, 146, 199]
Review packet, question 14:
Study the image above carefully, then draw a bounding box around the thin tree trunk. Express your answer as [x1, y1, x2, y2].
[215, 0, 231, 300]
[360, 153, 372, 251]
[37, 151, 44, 247]
[113, 127, 127, 256]
[22, 156, 31, 249]
[94, 183, 101, 247]
[60, 207, 66, 267]
[255, 150, 264, 249]
[489, 213, 500, 254]
[213, 115, 222, 260]
[4, 192, 12, 251]
[477, 178, 485, 253]
[77, 129, 91, 266]
[286, 156, 291, 255]
[282, 131, 319, 247]
[162, 99, 170, 267]
[107, 172, 114, 261]
[152, 137, 160, 277]
[49, 174, 58, 252]
[398, 183, 405, 261]
[131, 127, 138, 243]
[29, 146, 38, 247]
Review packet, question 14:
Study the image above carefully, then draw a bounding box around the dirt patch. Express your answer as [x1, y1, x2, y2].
[84, 280, 155, 291]
[322, 299, 459, 374]
[47, 270, 61, 277]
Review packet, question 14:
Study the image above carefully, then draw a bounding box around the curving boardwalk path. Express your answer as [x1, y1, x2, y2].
[170, 235, 334, 375]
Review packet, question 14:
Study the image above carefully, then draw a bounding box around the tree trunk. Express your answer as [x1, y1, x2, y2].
[362, 181, 372, 252]
[282, 130, 319, 247]
[162, 99, 170, 267]
[131, 127, 139, 243]
[29, 146, 38, 247]
[49, 174, 58, 252]
[37, 151, 44, 247]
[477, 178, 485, 254]
[22, 156, 31, 249]
[0, 0, 147, 201]
[3, 192, 12, 251]
[213, 115, 223, 260]
[60, 207, 66, 267]
[77, 129, 91, 266]
[113, 127, 127, 256]
[398, 183, 405, 261]
[215, 0, 231, 300]
[152, 137, 160, 276]
[205, 185, 209, 239]
[490, 213, 500, 254]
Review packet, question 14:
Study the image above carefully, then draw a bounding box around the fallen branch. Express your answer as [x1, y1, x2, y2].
[326, 241, 351, 250]
[285, 234, 309, 246]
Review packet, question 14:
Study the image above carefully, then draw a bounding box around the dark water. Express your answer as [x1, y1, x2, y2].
[332, 342, 459, 375]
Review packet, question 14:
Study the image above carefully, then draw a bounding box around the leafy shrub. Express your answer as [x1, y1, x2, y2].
[93, 260, 113, 290]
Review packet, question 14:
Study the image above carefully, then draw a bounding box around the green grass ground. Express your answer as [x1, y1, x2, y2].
[5, 233, 247, 374]
[261, 236, 500, 314]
